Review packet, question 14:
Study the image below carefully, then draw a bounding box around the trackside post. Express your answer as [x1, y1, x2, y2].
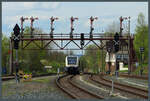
[57, 68, 60, 78]
[13, 24, 21, 84]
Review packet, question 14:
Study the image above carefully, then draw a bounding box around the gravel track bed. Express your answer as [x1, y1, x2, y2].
[82, 74, 145, 99]
[2, 76, 70, 100]
[72, 75, 126, 99]
[59, 75, 103, 99]
[103, 75, 148, 90]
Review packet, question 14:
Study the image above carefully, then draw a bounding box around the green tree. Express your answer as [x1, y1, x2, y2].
[16, 26, 66, 73]
[83, 45, 106, 73]
[134, 12, 148, 63]
[79, 56, 87, 72]
[105, 21, 120, 35]
[2, 34, 9, 74]
[17, 26, 47, 73]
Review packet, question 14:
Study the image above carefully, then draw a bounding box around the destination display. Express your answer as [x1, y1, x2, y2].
[67, 57, 77, 65]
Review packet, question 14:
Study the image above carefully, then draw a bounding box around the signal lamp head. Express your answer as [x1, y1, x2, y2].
[13, 24, 20, 36]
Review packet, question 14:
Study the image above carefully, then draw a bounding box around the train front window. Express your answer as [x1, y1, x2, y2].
[67, 57, 77, 65]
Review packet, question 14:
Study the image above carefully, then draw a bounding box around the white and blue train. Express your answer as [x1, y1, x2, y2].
[65, 55, 80, 75]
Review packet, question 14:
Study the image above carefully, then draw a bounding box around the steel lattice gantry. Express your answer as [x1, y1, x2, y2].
[9, 16, 134, 74]
[9, 33, 136, 74]
[10, 33, 133, 50]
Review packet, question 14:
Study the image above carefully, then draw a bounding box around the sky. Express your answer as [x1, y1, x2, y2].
[2, 2, 148, 36]
[2, 2, 148, 54]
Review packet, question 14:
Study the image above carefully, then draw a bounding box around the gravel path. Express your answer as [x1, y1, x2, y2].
[2, 76, 70, 100]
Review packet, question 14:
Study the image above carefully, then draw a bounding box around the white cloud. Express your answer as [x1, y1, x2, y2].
[50, 2, 60, 9]
[2, 2, 148, 36]
[3, 15, 20, 25]
[39, 2, 60, 9]
[23, 2, 36, 9]
[2, 2, 61, 17]
[84, 17, 112, 29]
[8, 24, 16, 30]
[84, 20, 90, 28]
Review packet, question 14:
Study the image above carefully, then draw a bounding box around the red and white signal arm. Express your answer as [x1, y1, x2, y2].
[44, 66, 52, 69]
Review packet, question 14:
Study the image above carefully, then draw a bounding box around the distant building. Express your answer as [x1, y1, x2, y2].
[105, 36, 137, 73]
[44, 66, 52, 69]
[105, 50, 129, 72]
[116, 51, 129, 65]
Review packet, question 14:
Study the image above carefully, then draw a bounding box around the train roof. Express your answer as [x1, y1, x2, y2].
[66, 55, 78, 57]
[66, 54, 83, 58]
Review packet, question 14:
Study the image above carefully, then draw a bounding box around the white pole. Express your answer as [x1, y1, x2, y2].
[16, 50, 19, 84]
[111, 79, 114, 94]
[57, 68, 60, 78]
[128, 17, 131, 74]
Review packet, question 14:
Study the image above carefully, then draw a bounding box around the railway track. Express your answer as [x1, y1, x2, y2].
[119, 74, 148, 80]
[56, 75, 104, 99]
[96, 73, 148, 80]
[2, 73, 57, 81]
[90, 75, 148, 99]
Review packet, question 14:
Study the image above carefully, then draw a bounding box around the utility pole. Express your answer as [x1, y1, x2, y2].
[128, 16, 131, 74]
[13, 24, 21, 84]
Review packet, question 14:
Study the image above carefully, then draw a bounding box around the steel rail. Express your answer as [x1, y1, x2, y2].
[90, 75, 148, 99]
[56, 75, 104, 99]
